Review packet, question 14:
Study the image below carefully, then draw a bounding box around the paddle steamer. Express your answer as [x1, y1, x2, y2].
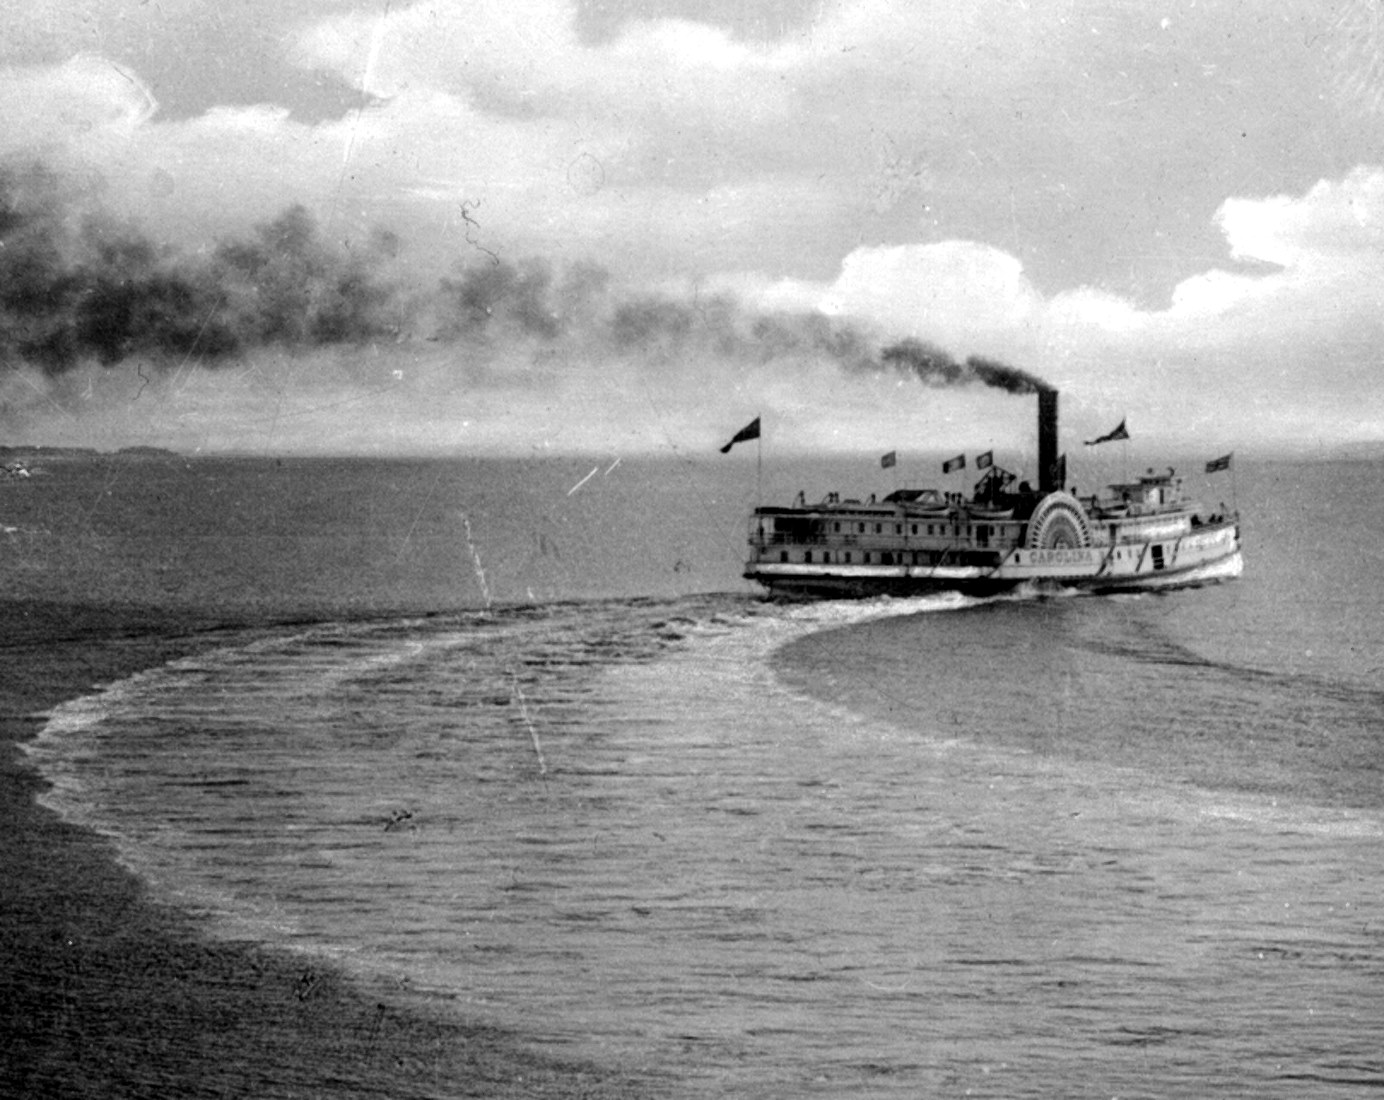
[743, 391, 1241, 597]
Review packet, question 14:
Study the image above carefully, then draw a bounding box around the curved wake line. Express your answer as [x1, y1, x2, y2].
[762, 585, 1033, 632]
[19, 588, 1001, 838]
[14, 558, 1241, 781]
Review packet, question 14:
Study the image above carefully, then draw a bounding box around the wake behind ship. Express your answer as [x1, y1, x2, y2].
[743, 390, 1242, 598]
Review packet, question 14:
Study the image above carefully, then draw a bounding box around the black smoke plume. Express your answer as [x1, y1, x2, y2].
[2, 158, 1045, 406]
[880, 339, 1052, 394]
[1, 162, 406, 374]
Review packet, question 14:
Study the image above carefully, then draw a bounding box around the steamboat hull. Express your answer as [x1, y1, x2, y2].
[745, 522, 1242, 599]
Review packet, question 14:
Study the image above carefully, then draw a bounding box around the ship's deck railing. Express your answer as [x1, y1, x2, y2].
[755, 531, 864, 547]
[748, 524, 1018, 562]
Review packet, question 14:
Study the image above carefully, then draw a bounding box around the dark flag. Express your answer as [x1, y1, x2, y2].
[880, 450, 897, 469]
[1084, 418, 1129, 446]
[942, 453, 965, 474]
[976, 450, 994, 469]
[1205, 453, 1233, 473]
[719, 417, 760, 454]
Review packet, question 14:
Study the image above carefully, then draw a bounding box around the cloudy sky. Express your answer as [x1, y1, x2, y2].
[4, 0, 1384, 456]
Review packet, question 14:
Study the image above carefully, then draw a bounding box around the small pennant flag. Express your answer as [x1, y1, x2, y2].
[942, 453, 965, 474]
[719, 417, 760, 454]
[880, 450, 897, 469]
[976, 450, 994, 469]
[1085, 418, 1130, 446]
[1205, 453, 1233, 473]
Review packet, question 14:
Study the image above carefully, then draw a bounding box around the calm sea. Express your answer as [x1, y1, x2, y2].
[10, 453, 1384, 1098]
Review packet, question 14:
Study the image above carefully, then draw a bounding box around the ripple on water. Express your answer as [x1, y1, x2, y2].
[25, 593, 1384, 1099]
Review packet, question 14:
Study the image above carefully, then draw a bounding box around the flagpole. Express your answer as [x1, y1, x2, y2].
[756, 427, 763, 511]
[1122, 412, 1128, 483]
[1230, 453, 1238, 517]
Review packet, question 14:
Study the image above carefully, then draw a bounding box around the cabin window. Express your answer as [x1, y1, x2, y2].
[911, 524, 918, 535]
[895, 524, 902, 535]
[1151, 544, 1165, 570]
[976, 524, 990, 548]
[843, 552, 851, 563]
[803, 551, 813, 564]
[774, 515, 820, 542]
[881, 552, 893, 565]
[875, 523, 882, 534]
[834, 522, 841, 533]
[859, 523, 866, 534]
[927, 524, 934, 536]
[780, 551, 788, 562]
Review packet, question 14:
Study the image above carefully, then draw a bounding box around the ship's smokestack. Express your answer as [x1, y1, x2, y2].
[1037, 389, 1059, 493]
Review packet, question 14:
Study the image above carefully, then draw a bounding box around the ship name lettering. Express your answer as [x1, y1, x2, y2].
[1029, 548, 1095, 565]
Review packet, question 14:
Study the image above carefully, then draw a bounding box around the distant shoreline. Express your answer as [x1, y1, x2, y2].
[1, 445, 181, 458]
[5, 443, 1384, 463]
[0, 600, 648, 1099]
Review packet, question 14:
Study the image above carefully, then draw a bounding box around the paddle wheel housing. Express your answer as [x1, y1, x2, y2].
[1025, 491, 1092, 549]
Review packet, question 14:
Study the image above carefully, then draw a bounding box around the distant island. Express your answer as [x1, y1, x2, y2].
[0, 445, 181, 458]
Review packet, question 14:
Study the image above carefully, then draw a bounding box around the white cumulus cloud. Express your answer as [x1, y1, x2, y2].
[1218, 167, 1384, 266]
[0, 54, 156, 156]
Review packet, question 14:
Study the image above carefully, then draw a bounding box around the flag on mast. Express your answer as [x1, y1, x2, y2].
[1084, 418, 1129, 446]
[942, 453, 965, 474]
[880, 450, 897, 469]
[1205, 453, 1233, 473]
[719, 417, 761, 454]
[976, 450, 994, 469]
